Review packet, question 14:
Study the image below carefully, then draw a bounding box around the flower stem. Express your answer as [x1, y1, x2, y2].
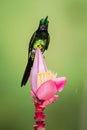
[33, 100, 46, 130]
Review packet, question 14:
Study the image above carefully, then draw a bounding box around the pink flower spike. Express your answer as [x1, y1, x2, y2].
[54, 77, 66, 92]
[30, 48, 47, 93]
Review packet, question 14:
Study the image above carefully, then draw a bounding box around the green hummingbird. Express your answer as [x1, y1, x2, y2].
[21, 16, 50, 87]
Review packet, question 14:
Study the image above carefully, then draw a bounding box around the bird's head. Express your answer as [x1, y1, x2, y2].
[38, 16, 49, 31]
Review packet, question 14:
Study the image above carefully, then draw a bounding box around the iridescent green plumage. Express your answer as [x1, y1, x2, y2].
[21, 16, 50, 87]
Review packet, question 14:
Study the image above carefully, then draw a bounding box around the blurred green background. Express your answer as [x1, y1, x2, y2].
[0, 0, 87, 130]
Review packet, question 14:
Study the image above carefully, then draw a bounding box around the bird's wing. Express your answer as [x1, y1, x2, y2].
[28, 31, 36, 58]
[45, 33, 50, 50]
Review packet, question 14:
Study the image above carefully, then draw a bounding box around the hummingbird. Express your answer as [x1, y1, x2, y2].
[21, 16, 50, 87]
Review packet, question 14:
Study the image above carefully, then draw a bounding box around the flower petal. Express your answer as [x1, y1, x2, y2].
[30, 48, 47, 93]
[53, 77, 66, 92]
[36, 80, 58, 100]
[42, 95, 58, 106]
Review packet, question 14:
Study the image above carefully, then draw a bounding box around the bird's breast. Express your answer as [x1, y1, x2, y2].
[33, 39, 45, 49]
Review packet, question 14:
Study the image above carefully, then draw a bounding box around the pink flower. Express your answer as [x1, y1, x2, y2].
[30, 48, 66, 107]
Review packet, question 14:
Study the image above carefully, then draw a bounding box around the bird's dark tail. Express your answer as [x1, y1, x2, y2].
[21, 57, 33, 87]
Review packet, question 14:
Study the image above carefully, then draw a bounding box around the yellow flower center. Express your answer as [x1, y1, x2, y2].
[37, 71, 53, 89]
